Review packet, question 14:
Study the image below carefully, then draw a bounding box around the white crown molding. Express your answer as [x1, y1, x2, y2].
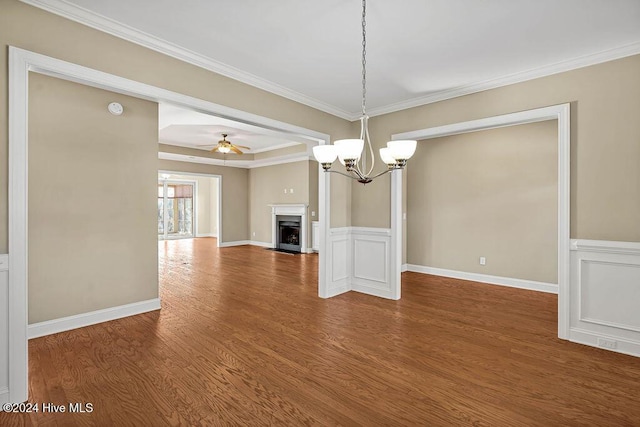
[20, 1, 640, 122]
[19, 0, 354, 120]
[367, 41, 640, 118]
[158, 152, 312, 169]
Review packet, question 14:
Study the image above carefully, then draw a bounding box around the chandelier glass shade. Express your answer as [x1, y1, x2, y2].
[312, 0, 416, 184]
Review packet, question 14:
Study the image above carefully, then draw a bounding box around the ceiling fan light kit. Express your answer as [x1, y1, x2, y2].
[312, 0, 416, 184]
[210, 133, 249, 155]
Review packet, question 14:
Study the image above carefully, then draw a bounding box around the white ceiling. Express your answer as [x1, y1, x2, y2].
[26, 0, 640, 119]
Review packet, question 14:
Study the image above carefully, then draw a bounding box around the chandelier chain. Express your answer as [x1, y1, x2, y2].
[361, 0, 367, 116]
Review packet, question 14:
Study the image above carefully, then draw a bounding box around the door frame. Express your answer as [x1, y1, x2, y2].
[158, 178, 198, 240]
[7, 46, 330, 403]
[392, 103, 571, 340]
[159, 171, 223, 244]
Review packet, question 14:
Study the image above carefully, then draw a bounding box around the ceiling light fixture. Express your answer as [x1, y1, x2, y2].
[313, 0, 416, 184]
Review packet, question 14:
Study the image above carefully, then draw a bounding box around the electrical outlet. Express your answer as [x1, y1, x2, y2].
[252, 232, 256, 237]
[289, 188, 294, 193]
[597, 338, 617, 350]
[479, 256, 486, 265]
[283, 189, 287, 194]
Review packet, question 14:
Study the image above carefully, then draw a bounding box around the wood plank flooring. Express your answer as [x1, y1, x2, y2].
[2, 237, 639, 426]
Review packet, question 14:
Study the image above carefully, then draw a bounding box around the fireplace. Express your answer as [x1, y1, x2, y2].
[277, 215, 301, 252]
[270, 204, 308, 253]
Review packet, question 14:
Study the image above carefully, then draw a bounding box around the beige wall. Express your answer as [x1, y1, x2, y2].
[162, 174, 219, 236]
[249, 161, 310, 244]
[158, 160, 248, 242]
[28, 73, 158, 323]
[0, 0, 355, 255]
[407, 121, 558, 283]
[353, 54, 640, 249]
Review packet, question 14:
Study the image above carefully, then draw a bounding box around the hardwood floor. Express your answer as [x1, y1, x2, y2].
[2, 237, 640, 426]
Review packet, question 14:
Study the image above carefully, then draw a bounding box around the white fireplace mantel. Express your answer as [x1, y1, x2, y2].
[270, 204, 308, 253]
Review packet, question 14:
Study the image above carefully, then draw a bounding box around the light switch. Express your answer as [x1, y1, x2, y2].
[289, 188, 294, 193]
[312, 211, 316, 217]
[284, 189, 287, 194]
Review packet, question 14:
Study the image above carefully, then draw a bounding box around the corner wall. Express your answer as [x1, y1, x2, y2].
[28, 73, 158, 324]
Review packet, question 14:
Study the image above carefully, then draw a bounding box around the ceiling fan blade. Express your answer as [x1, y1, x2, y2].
[234, 144, 251, 150]
[210, 146, 221, 152]
[230, 146, 243, 155]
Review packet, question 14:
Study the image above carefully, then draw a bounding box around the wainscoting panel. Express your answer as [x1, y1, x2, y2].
[351, 228, 396, 299]
[0, 254, 9, 404]
[328, 228, 351, 295]
[570, 239, 640, 357]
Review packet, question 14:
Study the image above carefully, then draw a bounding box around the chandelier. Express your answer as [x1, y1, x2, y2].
[312, 0, 417, 184]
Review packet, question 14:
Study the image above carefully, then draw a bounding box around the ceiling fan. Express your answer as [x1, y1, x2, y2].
[200, 133, 250, 154]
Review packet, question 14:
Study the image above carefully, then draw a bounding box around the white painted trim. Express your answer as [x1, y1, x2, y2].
[19, 0, 354, 120]
[158, 152, 312, 169]
[401, 264, 408, 273]
[8, 46, 330, 404]
[159, 170, 223, 247]
[406, 264, 558, 294]
[218, 240, 251, 248]
[366, 41, 640, 118]
[248, 240, 272, 248]
[18, 1, 640, 120]
[392, 103, 570, 338]
[196, 233, 218, 238]
[571, 239, 640, 256]
[350, 227, 391, 237]
[0, 254, 8, 272]
[0, 387, 9, 405]
[569, 328, 640, 359]
[28, 299, 161, 339]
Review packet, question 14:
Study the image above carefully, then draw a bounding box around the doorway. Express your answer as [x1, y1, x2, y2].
[158, 179, 196, 240]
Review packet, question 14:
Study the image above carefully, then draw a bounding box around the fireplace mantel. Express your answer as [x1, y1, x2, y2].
[270, 204, 308, 253]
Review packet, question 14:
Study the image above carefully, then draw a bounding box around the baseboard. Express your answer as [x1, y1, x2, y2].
[28, 298, 161, 339]
[401, 263, 408, 272]
[248, 240, 273, 248]
[196, 233, 217, 238]
[0, 387, 8, 405]
[218, 240, 251, 247]
[569, 327, 640, 358]
[405, 264, 558, 294]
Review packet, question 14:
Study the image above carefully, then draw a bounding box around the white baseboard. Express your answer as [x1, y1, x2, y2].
[569, 327, 640, 358]
[0, 387, 8, 405]
[218, 240, 251, 247]
[196, 233, 217, 238]
[28, 298, 161, 339]
[405, 264, 558, 294]
[248, 240, 273, 248]
[401, 263, 408, 272]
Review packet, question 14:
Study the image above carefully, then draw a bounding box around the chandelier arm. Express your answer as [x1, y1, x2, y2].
[324, 169, 366, 181]
[363, 120, 375, 176]
[367, 167, 395, 180]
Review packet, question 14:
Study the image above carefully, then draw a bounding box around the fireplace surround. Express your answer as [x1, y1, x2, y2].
[270, 204, 308, 253]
